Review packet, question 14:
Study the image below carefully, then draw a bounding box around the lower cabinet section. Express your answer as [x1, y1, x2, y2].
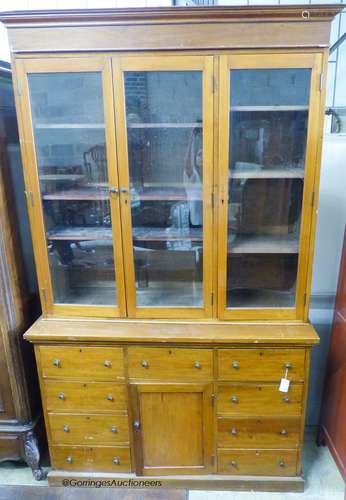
[217, 449, 298, 476]
[51, 446, 131, 472]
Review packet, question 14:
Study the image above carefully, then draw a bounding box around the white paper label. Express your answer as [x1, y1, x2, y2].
[279, 378, 290, 393]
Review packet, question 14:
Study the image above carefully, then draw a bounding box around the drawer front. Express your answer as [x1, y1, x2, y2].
[128, 347, 213, 380]
[51, 445, 131, 472]
[218, 349, 305, 382]
[40, 346, 124, 380]
[217, 417, 300, 449]
[48, 413, 129, 445]
[218, 449, 297, 476]
[45, 381, 127, 412]
[217, 384, 303, 416]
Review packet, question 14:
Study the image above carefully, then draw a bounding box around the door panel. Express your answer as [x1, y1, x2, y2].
[130, 383, 214, 475]
[113, 56, 214, 319]
[217, 53, 322, 320]
[16, 58, 126, 317]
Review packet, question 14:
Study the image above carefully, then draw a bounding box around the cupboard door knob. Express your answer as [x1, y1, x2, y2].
[113, 457, 120, 465]
[133, 420, 140, 430]
[282, 396, 290, 403]
[107, 394, 114, 401]
[141, 360, 149, 369]
[109, 187, 119, 194]
[194, 361, 201, 369]
[120, 187, 129, 194]
[284, 362, 292, 369]
[232, 361, 239, 369]
[230, 460, 237, 468]
[63, 425, 70, 433]
[231, 427, 237, 436]
[58, 392, 65, 400]
[280, 429, 288, 436]
[231, 395, 238, 404]
[52, 358, 61, 367]
[111, 426, 118, 433]
[104, 360, 111, 368]
[279, 460, 286, 468]
[66, 456, 73, 464]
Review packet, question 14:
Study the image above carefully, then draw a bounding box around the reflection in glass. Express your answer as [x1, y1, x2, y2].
[28, 72, 116, 306]
[124, 71, 203, 307]
[227, 69, 311, 309]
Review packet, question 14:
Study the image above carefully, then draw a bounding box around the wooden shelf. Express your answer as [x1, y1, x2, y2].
[35, 123, 105, 129]
[47, 225, 203, 242]
[231, 105, 308, 112]
[231, 168, 304, 179]
[127, 122, 202, 129]
[42, 186, 202, 201]
[40, 174, 85, 182]
[229, 234, 299, 254]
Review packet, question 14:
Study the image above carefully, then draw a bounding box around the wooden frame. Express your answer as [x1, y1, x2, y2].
[129, 382, 214, 476]
[217, 52, 323, 321]
[112, 54, 214, 319]
[15, 56, 127, 318]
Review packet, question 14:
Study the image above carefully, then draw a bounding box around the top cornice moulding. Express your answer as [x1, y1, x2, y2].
[0, 5, 343, 27]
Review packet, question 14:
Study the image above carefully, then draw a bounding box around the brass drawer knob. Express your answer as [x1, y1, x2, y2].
[113, 457, 120, 465]
[107, 394, 114, 401]
[52, 358, 61, 367]
[232, 361, 239, 369]
[280, 429, 288, 436]
[63, 425, 70, 433]
[58, 392, 65, 400]
[104, 360, 112, 368]
[111, 426, 118, 433]
[66, 456, 73, 464]
[284, 362, 292, 369]
[141, 360, 149, 369]
[231, 395, 238, 404]
[194, 361, 201, 369]
[282, 396, 290, 403]
[230, 460, 237, 468]
[279, 460, 286, 468]
[231, 427, 237, 436]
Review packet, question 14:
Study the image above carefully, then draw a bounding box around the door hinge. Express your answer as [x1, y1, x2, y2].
[41, 288, 47, 304]
[303, 293, 307, 306]
[16, 80, 22, 97]
[311, 191, 315, 208]
[210, 393, 216, 407]
[212, 76, 216, 94]
[211, 192, 214, 209]
[319, 73, 324, 92]
[25, 190, 34, 208]
[211, 292, 214, 306]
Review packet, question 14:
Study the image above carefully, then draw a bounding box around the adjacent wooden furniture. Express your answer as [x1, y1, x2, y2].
[319, 227, 346, 482]
[1, 4, 340, 491]
[0, 62, 43, 479]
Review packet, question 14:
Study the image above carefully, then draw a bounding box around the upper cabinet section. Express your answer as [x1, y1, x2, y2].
[218, 54, 322, 320]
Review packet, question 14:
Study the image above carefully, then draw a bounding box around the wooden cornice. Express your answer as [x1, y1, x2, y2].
[0, 5, 343, 27]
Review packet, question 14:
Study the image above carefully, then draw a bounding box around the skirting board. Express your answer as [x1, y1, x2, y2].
[48, 471, 305, 492]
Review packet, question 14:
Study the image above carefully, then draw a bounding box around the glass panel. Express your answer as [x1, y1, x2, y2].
[227, 68, 311, 309]
[28, 72, 116, 306]
[124, 71, 203, 308]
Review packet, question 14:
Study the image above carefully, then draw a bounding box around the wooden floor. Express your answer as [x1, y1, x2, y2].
[0, 486, 187, 500]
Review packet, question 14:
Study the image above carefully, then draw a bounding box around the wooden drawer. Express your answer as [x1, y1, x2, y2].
[217, 417, 300, 449]
[40, 346, 124, 380]
[44, 381, 127, 412]
[218, 348, 305, 382]
[218, 449, 297, 476]
[217, 384, 303, 416]
[48, 413, 129, 445]
[51, 445, 131, 472]
[128, 347, 213, 380]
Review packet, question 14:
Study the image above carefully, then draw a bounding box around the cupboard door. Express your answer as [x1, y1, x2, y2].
[217, 54, 323, 320]
[16, 58, 126, 317]
[130, 383, 214, 475]
[113, 56, 214, 318]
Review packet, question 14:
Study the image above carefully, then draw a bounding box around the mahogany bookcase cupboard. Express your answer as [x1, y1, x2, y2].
[1, 4, 341, 492]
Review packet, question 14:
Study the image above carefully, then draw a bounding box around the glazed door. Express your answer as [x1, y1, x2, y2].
[16, 58, 126, 317]
[130, 383, 214, 475]
[113, 56, 214, 319]
[217, 53, 323, 320]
